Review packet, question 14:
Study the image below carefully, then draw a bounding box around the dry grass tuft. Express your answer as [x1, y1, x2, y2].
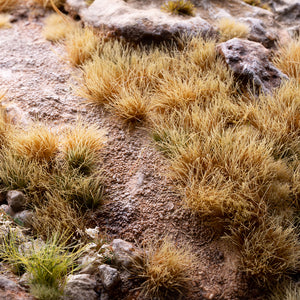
[65, 27, 100, 66]
[61, 122, 106, 174]
[0, 148, 50, 198]
[273, 37, 300, 82]
[108, 85, 150, 122]
[31, 191, 85, 240]
[131, 239, 193, 300]
[161, 0, 195, 16]
[0, 13, 11, 28]
[33, 0, 65, 9]
[51, 170, 104, 209]
[9, 124, 59, 163]
[42, 13, 77, 42]
[228, 218, 300, 285]
[244, 80, 300, 159]
[217, 18, 249, 42]
[0, 0, 18, 12]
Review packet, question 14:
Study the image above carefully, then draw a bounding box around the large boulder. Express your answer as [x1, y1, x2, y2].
[64, 274, 98, 300]
[66, 0, 216, 43]
[111, 239, 140, 268]
[216, 38, 288, 94]
[6, 191, 26, 213]
[98, 265, 120, 290]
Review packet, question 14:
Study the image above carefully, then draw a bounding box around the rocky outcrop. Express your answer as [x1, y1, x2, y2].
[216, 38, 288, 94]
[64, 274, 98, 300]
[66, 0, 216, 43]
[6, 191, 26, 213]
[239, 17, 277, 48]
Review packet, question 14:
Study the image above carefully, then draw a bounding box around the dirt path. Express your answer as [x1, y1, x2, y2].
[0, 14, 265, 300]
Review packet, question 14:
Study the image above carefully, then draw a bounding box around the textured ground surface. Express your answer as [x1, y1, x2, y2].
[0, 8, 269, 300]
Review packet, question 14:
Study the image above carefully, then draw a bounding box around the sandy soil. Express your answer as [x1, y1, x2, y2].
[0, 7, 267, 300]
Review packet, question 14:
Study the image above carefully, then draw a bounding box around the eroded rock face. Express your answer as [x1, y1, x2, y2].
[239, 17, 277, 48]
[216, 38, 288, 94]
[66, 0, 216, 42]
[99, 265, 120, 290]
[64, 274, 98, 300]
[111, 239, 140, 268]
[7, 191, 26, 213]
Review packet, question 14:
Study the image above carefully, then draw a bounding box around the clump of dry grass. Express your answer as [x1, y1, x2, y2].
[33, 0, 65, 9]
[228, 217, 300, 285]
[61, 122, 106, 175]
[9, 124, 59, 163]
[42, 13, 77, 42]
[65, 27, 100, 66]
[0, 148, 50, 197]
[273, 37, 300, 82]
[161, 0, 195, 16]
[217, 18, 249, 42]
[131, 239, 194, 300]
[108, 85, 150, 123]
[0, 13, 11, 28]
[0, 0, 18, 12]
[270, 283, 300, 300]
[31, 191, 85, 240]
[244, 80, 300, 159]
[51, 170, 104, 209]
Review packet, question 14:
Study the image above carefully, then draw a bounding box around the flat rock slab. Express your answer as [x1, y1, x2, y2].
[216, 38, 288, 94]
[66, 0, 216, 42]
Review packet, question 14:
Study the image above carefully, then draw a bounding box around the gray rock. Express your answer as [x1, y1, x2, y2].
[66, 0, 216, 43]
[111, 239, 140, 268]
[239, 17, 277, 48]
[64, 274, 98, 300]
[7, 191, 26, 213]
[13, 210, 34, 228]
[19, 272, 31, 289]
[99, 265, 120, 290]
[0, 275, 19, 291]
[0, 204, 13, 216]
[276, 2, 300, 26]
[216, 38, 288, 94]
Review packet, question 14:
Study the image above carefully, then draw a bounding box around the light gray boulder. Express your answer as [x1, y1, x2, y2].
[98, 265, 120, 290]
[111, 239, 140, 268]
[64, 274, 98, 300]
[66, 0, 216, 42]
[7, 191, 26, 213]
[217, 38, 288, 94]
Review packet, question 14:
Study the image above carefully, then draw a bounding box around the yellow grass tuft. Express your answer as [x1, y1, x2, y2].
[108, 85, 150, 122]
[31, 191, 85, 240]
[0, 0, 18, 12]
[161, 0, 195, 16]
[33, 0, 65, 9]
[9, 124, 59, 162]
[273, 37, 300, 82]
[0, 13, 11, 28]
[229, 218, 300, 285]
[65, 27, 100, 66]
[131, 239, 194, 299]
[217, 18, 249, 42]
[61, 122, 106, 175]
[42, 13, 78, 42]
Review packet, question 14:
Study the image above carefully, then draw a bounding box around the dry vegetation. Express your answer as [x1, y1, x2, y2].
[70, 27, 300, 294]
[161, 0, 195, 16]
[0, 0, 18, 12]
[0, 99, 106, 239]
[0, 13, 11, 28]
[130, 239, 194, 299]
[33, 0, 65, 9]
[43, 13, 78, 42]
[217, 18, 249, 41]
